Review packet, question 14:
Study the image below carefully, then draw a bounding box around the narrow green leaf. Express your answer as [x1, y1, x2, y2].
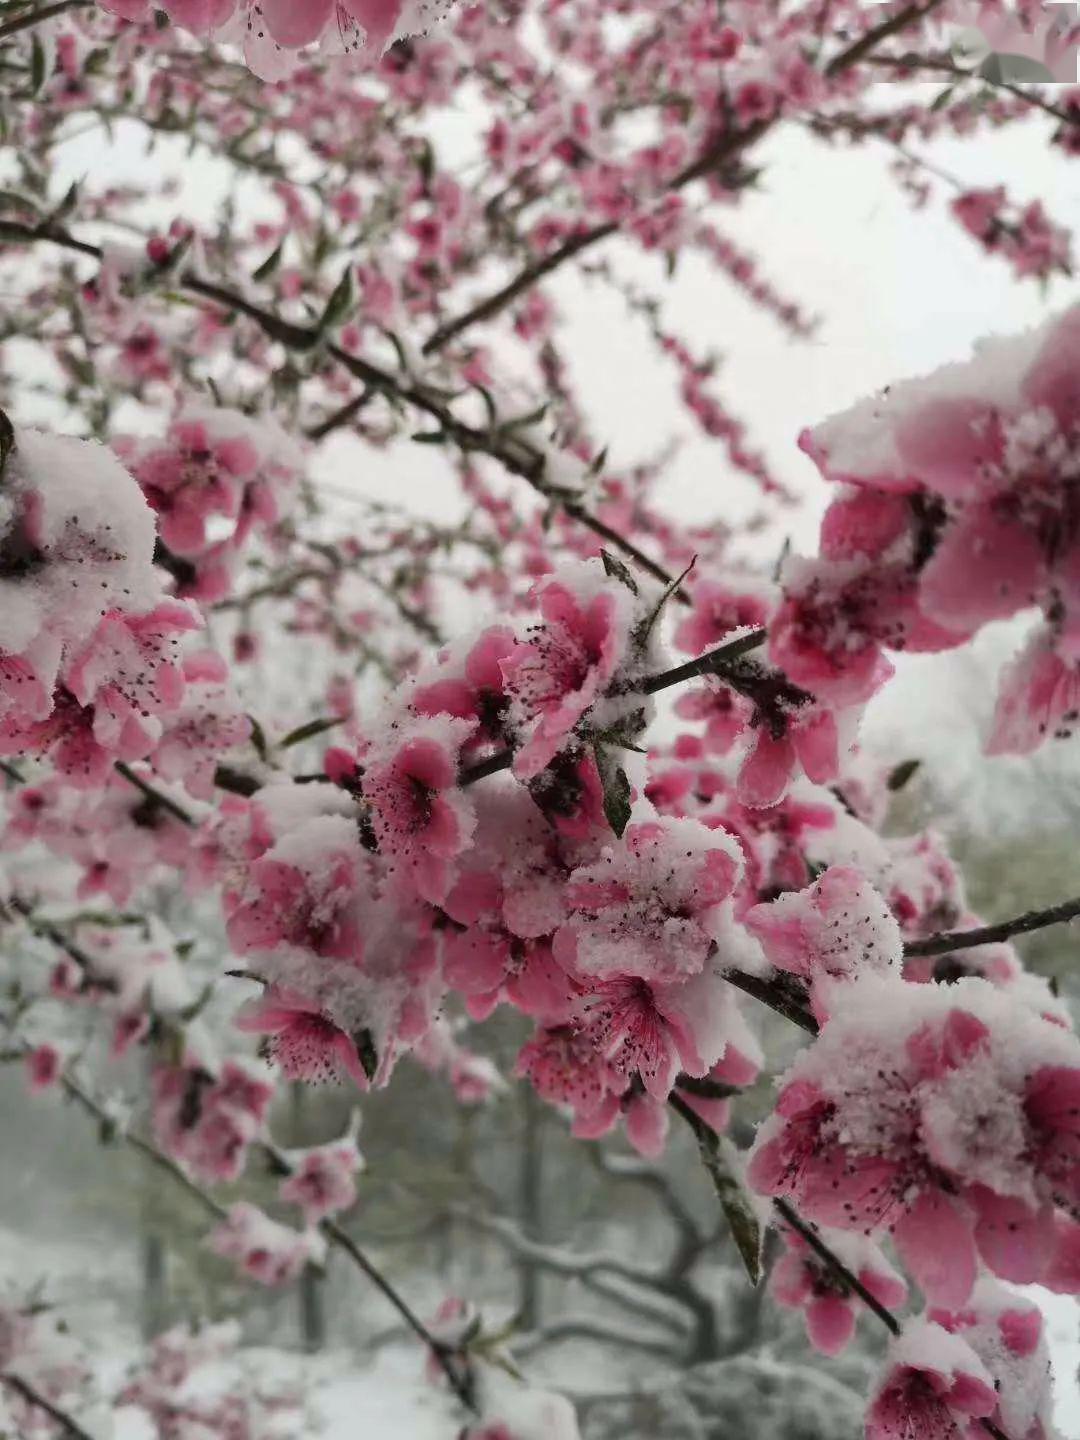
[0, 407, 15, 479]
[318, 265, 355, 333]
[29, 34, 46, 94]
[600, 548, 639, 595]
[252, 240, 284, 282]
[634, 556, 695, 647]
[353, 1028, 379, 1083]
[246, 715, 270, 763]
[594, 745, 632, 838]
[694, 1127, 763, 1285]
[886, 758, 921, 793]
[279, 714, 344, 749]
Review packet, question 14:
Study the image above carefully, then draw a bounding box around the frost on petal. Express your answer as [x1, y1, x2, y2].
[866, 1321, 996, 1440]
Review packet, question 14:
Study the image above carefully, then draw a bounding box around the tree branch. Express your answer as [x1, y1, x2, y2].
[421, 0, 947, 354]
[0, 0, 91, 42]
[903, 895, 1080, 958]
[0, 1372, 95, 1440]
[0, 219, 680, 592]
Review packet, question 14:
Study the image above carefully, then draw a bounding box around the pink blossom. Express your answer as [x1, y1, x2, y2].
[279, 1136, 363, 1222]
[362, 715, 476, 903]
[865, 1322, 997, 1440]
[500, 561, 637, 780]
[673, 579, 770, 656]
[515, 1025, 625, 1137]
[24, 1043, 62, 1093]
[234, 985, 374, 1088]
[744, 865, 901, 1017]
[226, 815, 367, 962]
[770, 1225, 906, 1356]
[209, 1201, 324, 1286]
[553, 817, 742, 984]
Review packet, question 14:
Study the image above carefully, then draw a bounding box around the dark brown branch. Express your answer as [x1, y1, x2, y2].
[0, 0, 91, 42]
[305, 386, 375, 440]
[37, 1051, 478, 1415]
[0, 219, 679, 592]
[722, 968, 818, 1035]
[114, 761, 196, 827]
[322, 1216, 475, 1408]
[6, 895, 119, 988]
[639, 628, 767, 694]
[0, 1373, 95, 1440]
[903, 895, 1080, 958]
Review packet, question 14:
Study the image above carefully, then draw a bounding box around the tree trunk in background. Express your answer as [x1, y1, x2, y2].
[290, 1082, 326, 1352]
[140, 1230, 167, 1340]
[517, 1085, 544, 1330]
[140, 1041, 167, 1339]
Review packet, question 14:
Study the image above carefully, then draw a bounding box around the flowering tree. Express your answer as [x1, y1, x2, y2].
[1, 0, 1080, 1435]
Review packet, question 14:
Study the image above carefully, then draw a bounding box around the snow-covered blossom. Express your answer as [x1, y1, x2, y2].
[770, 1224, 906, 1356]
[865, 1320, 997, 1440]
[208, 1201, 325, 1285]
[749, 973, 1080, 1306]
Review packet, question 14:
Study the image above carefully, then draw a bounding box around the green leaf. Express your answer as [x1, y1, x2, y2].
[29, 34, 46, 95]
[600, 548, 639, 595]
[473, 383, 499, 431]
[500, 402, 548, 434]
[48, 180, 79, 225]
[279, 714, 344, 749]
[246, 715, 269, 763]
[318, 265, 355, 333]
[693, 1126, 763, 1285]
[353, 1028, 379, 1083]
[411, 430, 447, 445]
[252, 241, 284, 282]
[886, 758, 921, 793]
[634, 556, 695, 648]
[0, 407, 15, 479]
[594, 745, 632, 838]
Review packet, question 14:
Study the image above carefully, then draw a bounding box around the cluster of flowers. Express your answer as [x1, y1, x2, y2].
[114, 1319, 302, 1436]
[0, 1303, 300, 1437]
[773, 301, 1080, 757]
[952, 187, 1071, 281]
[115, 405, 305, 603]
[0, 424, 251, 793]
[6, 299, 1080, 1438]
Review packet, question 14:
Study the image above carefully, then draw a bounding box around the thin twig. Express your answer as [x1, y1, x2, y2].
[114, 761, 196, 827]
[456, 628, 770, 787]
[0, 219, 679, 594]
[903, 895, 1080, 958]
[421, 0, 946, 354]
[0, 0, 90, 42]
[0, 1373, 95, 1440]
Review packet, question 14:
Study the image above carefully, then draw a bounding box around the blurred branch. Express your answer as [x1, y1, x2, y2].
[421, 0, 946, 354]
[0, 219, 682, 594]
[512, 1317, 680, 1360]
[0, 1373, 94, 1440]
[0, 0, 90, 41]
[904, 894, 1080, 957]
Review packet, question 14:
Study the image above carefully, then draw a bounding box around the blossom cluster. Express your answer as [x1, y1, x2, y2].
[778, 302, 1080, 757]
[3, 281, 1080, 1440]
